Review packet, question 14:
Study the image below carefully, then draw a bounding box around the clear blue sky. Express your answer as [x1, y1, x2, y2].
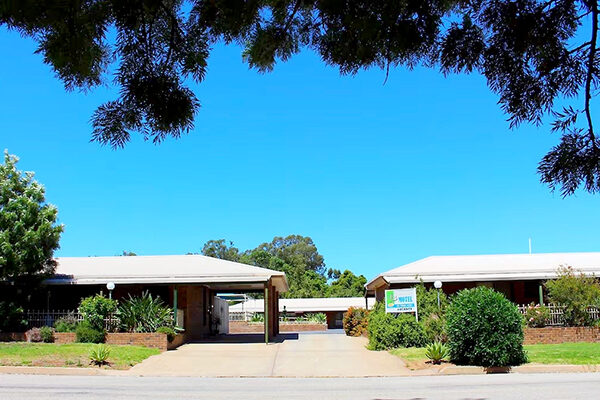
[1, 28, 598, 280]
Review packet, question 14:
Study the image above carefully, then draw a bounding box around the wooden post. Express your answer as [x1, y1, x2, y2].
[264, 286, 269, 344]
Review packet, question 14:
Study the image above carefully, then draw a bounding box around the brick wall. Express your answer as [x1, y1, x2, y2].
[229, 321, 327, 334]
[0, 332, 25, 342]
[54, 332, 76, 344]
[524, 327, 600, 345]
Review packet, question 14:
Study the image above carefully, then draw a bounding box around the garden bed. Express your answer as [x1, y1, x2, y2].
[390, 342, 600, 369]
[0, 343, 159, 370]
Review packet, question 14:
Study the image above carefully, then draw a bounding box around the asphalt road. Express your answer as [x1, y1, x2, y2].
[1, 373, 600, 399]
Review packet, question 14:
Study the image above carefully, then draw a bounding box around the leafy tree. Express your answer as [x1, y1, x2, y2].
[545, 266, 600, 326]
[2, 1, 600, 195]
[121, 251, 137, 256]
[327, 270, 367, 297]
[201, 239, 240, 262]
[255, 235, 325, 275]
[0, 151, 63, 283]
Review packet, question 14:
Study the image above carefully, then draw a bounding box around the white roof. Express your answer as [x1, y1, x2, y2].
[366, 252, 600, 290]
[46, 255, 288, 292]
[229, 297, 375, 313]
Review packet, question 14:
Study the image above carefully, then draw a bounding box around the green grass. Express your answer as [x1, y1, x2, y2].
[391, 342, 600, 366]
[0, 343, 160, 369]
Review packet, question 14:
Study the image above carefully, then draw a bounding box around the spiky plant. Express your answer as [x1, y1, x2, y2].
[425, 341, 449, 365]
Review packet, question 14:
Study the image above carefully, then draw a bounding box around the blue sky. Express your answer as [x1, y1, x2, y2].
[1, 28, 598, 280]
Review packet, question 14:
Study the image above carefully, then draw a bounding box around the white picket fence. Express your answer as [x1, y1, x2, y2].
[517, 304, 600, 326]
[25, 310, 119, 331]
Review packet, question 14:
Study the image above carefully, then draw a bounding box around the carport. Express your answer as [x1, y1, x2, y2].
[45, 255, 288, 343]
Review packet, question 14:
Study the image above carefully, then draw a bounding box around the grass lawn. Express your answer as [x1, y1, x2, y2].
[391, 343, 600, 367]
[0, 343, 160, 369]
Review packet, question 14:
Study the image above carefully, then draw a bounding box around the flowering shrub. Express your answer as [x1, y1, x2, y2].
[524, 303, 550, 328]
[343, 307, 369, 337]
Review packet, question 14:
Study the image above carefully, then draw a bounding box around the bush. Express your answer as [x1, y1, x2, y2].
[250, 313, 264, 323]
[524, 303, 550, 328]
[76, 321, 105, 343]
[79, 294, 118, 331]
[306, 313, 327, 324]
[367, 302, 427, 350]
[25, 327, 43, 342]
[546, 266, 600, 326]
[422, 313, 447, 343]
[157, 326, 176, 342]
[425, 341, 449, 365]
[117, 291, 174, 332]
[0, 301, 27, 332]
[446, 287, 527, 367]
[89, 344, 110, 366]
[343, 307, 369, 337]
[40, 326, 54, 343]
[416, 282, 448, 319]
[54, 315, 78, 332]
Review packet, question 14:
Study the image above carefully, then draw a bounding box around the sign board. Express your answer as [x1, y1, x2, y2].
[385, 288, 418, 316]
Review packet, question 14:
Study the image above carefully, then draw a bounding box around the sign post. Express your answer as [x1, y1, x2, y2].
[385, 288, 418, 321]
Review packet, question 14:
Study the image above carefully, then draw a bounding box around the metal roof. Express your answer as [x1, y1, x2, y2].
[366, 252, 600, 290]
[229, 297, 375, 313]
[45, 255, 288, 292]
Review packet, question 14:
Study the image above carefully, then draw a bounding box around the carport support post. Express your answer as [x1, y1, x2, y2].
[264, 286, 269, 344]
[539, 284, 544, 305]
[173, 287, 178, 327]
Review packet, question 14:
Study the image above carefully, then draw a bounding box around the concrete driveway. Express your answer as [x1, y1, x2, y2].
[128, 331, 410, 377]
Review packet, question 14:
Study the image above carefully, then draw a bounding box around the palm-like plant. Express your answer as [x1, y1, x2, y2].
[117, 291, 174, 332]
[425, 341, 449, 365]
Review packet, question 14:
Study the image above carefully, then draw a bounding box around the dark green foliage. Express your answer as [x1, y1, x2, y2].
[327, 270, 368, 297]
[117, 291, 174, 333]
[367, 302, 427, 350]
[446, 287, 527, 367]
[78, 294, 118, 331]
[40, 326, 54, 343]
[416, 282, 448, 319]
[422, 313, 447, 343]
[156, 326, 177, 342]
[54, 315, 78, 333]
[201, 239, 241, 261]
[425, 341, 449, 365]
[0, 151, 63, 282]
[2, 3, 599, 195]
[545, 266, 600, 326]
[343, 307, 369, 337]
[0, 301, 27, 332]
[76, 321, 105, 343]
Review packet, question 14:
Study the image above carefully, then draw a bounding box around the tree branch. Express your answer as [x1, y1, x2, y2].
[584, 1, 598, 143]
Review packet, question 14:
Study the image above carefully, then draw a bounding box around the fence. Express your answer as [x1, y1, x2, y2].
[25, 310, 119, 331]
[518, 304, 600, 326]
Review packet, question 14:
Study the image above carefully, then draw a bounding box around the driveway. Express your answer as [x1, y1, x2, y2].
[128, 331, 410, 377]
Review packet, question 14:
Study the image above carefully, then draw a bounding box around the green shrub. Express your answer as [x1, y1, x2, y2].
[422, 313, 447, 343]
[0, 301, 27, 332]
[425, 341, 449, 365]
[367, 302, 427, 350]
[157, 326, 176, 342]
[416, 282, 448, 319]
[343, 307, 369, 337]
[446, 286, 527, 367]
[524, 303, 550, 328]
[25, 327, 43, 342]
[89, 344, 110, 366]
[546, 266, 600, 326]
[54, 315, 78, 332]
[76, 321, 105, 343]
[79, 294, 118, 331]
[117, 291, 174, 332]
[306, 313, 327, 324]
[40, 326, 54, 343]
[250, 313, 264, 323]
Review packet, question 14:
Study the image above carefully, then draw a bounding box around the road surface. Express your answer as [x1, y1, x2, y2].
[1, 373, 600, 399]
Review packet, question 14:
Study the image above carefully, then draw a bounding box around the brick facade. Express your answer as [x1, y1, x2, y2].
[229, 321, 327, 333]
[524, 327, 600, 345]
[5, 332, 171, 351]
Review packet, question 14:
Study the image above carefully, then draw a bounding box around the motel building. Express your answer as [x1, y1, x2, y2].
[35, 255, 288, 343]
[366, 252, 600, 305]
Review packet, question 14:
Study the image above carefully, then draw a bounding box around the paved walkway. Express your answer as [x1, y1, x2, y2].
[127, 331, 411, 377]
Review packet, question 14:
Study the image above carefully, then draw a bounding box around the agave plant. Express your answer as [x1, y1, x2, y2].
[425, 341, 449, 365]
[89, 344, 110, 366]
[117, 291, 174, 333]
